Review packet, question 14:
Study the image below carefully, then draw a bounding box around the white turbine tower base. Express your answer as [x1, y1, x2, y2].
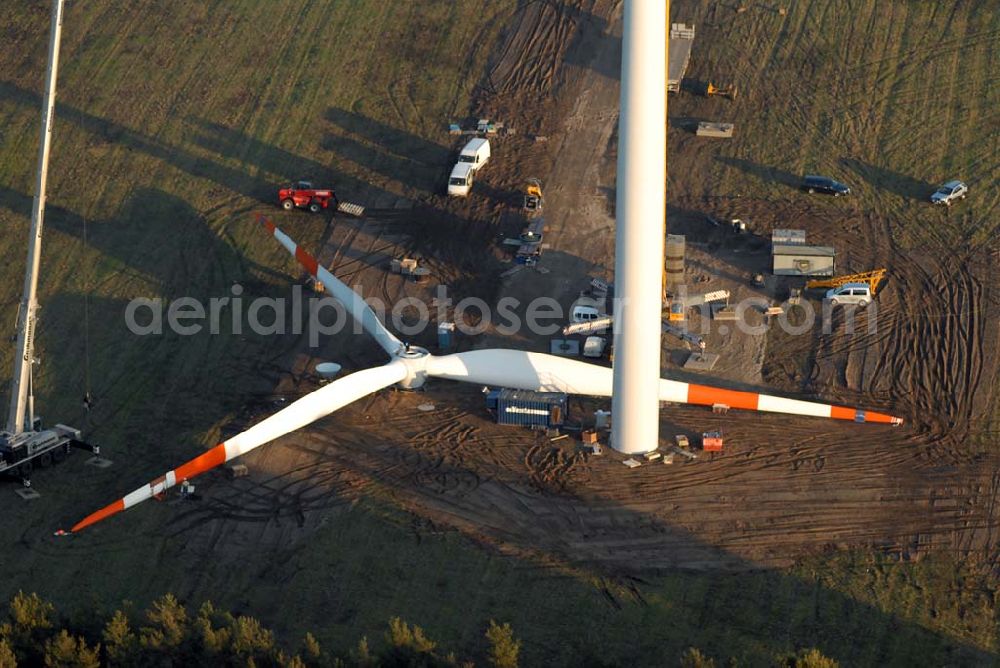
[66, 217, 901, 534]
[610, 0, 668, 455]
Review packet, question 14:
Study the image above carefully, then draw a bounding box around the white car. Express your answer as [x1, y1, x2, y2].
[825, 283, 871, 307]
[930, 180, 967, 206]
[447, 162, 475, 197]
[582, 336, 607, 358]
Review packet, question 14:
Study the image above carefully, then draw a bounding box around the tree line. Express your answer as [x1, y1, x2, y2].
[0, 591, 839, 667]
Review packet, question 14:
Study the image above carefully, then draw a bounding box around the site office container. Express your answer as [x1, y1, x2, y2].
[486, 389, 568, 427]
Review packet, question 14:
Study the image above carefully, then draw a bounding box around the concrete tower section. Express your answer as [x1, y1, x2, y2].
[610, 0, 667, 454]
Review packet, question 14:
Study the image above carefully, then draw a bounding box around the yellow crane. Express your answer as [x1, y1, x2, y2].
[806, 269, 887, 295]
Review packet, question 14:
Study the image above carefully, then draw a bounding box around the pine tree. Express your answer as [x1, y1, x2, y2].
[229, 616, 275, 660]
[5, 591, 56, 664]
[680, 647, 716, 668]
[138, 594, 189, 659]
[192, 601, 233, 657]
[101, 609, 139, 666]
[42, 630, 100, 668]
[386, 617, 436, 655]
[353, 635, 375, 668]
[0, 637, 16, 668]
[301, 632, 322, 663]
[485, 620, 520, 668]
[781, 648, 839, 668]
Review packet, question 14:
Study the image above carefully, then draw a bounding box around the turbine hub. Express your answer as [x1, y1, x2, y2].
[395, 346, 431, 389]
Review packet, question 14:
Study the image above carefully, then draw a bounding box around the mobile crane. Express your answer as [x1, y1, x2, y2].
[0, 0, 96, 488]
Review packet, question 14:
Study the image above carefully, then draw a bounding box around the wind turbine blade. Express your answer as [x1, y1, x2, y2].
[428, 350, 902, 425]
[259, 215, 403, 356]
[428, 349, 615, 395]
[69, 360, 407, 533]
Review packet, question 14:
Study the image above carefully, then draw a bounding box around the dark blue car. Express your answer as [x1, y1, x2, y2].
[801, 175, 851, 196]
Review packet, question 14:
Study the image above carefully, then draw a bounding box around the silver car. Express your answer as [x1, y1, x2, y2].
[825, 283, 872, 307]
[930, 180, 968, 206]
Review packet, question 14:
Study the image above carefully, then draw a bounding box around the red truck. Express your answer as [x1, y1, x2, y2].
[278, 181, 338, 213]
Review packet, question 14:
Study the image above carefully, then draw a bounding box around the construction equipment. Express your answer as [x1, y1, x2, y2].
[666, 300, 686, 322]
[704, 82, 738, 100]
[806, 269, 887, 295]
[702, 431, 724, 452]
[524, 178, 543, 214]
[389, 257, 430, 282]
[0, 0, 96, 489]
[278, 181, 338, 213]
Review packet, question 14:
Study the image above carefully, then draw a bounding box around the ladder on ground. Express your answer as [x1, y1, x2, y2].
[337, 201, 365, 217]
[805, 269, 887, 295]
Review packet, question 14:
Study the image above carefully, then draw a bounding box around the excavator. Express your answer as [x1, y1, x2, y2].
[523, 178, 543, 214]
[704, 82, 738, 100]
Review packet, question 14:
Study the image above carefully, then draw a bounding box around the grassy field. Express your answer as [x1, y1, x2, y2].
[670, 0, 999, 250]
[0, 0, 516, 448]
[0, 1, 998, 666]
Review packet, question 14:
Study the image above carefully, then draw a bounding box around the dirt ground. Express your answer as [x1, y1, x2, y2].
[1, 0, 998, 661]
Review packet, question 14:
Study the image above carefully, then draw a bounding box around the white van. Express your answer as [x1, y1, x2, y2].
[447, 162, 475, 197]
[458, 138, 491, 171]
[825, 283, 872, 307]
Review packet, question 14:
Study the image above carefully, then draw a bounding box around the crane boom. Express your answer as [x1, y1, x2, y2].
[7, 0, 64, 434]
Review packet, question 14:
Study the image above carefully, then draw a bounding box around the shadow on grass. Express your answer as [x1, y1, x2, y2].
[839, 157, 932, 201]
[715, 155, 802, 189]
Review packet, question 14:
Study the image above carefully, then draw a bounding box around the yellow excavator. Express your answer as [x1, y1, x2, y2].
[523, 178, 543, 214]
[705, 82, 738, 100]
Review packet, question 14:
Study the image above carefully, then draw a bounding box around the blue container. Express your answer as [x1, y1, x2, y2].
[437, 322, 455, 350]
[491, 388, 567, 427]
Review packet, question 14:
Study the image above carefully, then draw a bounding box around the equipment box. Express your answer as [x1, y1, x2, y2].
[702, 431, 723, 452]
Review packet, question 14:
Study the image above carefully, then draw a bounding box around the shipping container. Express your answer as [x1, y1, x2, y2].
[772, 244, 836, 277]
[486, 388, 567, 428]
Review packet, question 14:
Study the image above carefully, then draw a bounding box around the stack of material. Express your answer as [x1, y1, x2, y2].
[665, 235, 685, 292]
[696, 122, 735, 138]
[226, 464, 249, 479]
